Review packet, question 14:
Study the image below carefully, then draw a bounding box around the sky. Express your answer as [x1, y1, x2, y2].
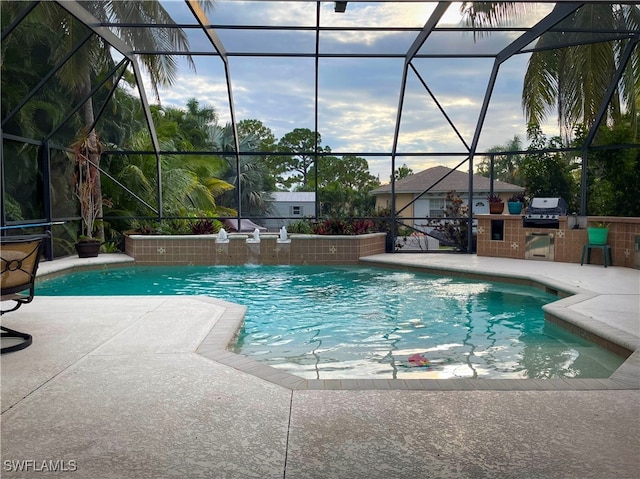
[135, 1, 559, 182]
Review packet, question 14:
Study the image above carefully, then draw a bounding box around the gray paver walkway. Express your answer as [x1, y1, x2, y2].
[1, 254, 639, 478]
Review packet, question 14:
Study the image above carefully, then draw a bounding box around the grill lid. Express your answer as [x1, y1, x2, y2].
[530, 197, 560, 209]
[527, 197, 568, 215]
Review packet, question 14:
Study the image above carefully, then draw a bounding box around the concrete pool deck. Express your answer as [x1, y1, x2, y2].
[1, 253, 639, 478]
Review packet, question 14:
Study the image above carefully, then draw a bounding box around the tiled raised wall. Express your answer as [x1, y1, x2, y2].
[125, 233, 387, 265]
[477, 215, 640, 268]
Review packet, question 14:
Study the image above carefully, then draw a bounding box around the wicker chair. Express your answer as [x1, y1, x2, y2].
[1, 237, 43, 353]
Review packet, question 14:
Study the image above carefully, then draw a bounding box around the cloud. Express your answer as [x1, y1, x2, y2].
[148, 1, 560, 179]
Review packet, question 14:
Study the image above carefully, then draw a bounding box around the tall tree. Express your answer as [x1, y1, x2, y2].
[170, 98, 219, 150]
[317, 155, 380, 216]
[520, 125, 578, 210]
[316, 155, 379, 190]
[392, 163, 413, 182]
[576, 115, 640, 216]
[237, 119, 277, 156]
[460, 2, 529, 38]
[272, 128, 330, 190]
[476, 135, 525, 185]
[237, 119, 278, 192]
[522, 5, 639, 140]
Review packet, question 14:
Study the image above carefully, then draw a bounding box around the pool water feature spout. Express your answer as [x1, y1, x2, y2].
[216, 228, 229, 243]
[277, 226, 290, 244]
[247, 228, 261, 244]
[246, 228, 261, 263]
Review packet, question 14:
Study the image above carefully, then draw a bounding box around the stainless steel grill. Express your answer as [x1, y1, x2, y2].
[523, 197, 568, 229]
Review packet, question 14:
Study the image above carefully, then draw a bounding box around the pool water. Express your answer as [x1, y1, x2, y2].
[37, 265, 625, 380]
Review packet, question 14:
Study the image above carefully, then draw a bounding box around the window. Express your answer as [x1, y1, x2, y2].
[429, 199, 445, 218]
[290, 205, 302, 216]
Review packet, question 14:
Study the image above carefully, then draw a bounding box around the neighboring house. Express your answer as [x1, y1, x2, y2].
[263, 192, 316, 230]
[370, 165, 524, 233]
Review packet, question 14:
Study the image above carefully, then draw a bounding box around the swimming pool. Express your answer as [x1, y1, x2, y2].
[37, 264, 624, 379]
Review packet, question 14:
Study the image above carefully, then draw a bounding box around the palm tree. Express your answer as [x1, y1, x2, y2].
[210, 123, 274, 217]
[522, 5, 640, 140]
[26, 1, 215, 240]
[107, 100, 233, 216]
[461, 3, 640, 140]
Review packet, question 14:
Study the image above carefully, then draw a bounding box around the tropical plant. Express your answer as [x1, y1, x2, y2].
[311, 218, 375, 236]
[508, 192, 526, 203]
[191, 219, 222, 235]
[71, 129, 111, 241]
[487, 194, 503, 203]
[287, 219, 314, 234]
[429, 191, 472, 252]
[103, 100, 236, 228]
[461, 3, 640, 140]
[31, 1, 216, 239]
[522, 4, 640, 139]
[588, 221, 610, 229]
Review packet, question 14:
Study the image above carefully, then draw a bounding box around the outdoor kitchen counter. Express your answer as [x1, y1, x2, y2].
[476, 215, 640, 269]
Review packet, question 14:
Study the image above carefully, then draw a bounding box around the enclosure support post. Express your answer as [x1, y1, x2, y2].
[39, 141, 54, 260]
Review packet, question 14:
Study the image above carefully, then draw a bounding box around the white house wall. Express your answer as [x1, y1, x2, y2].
[264, 201, 315, 230]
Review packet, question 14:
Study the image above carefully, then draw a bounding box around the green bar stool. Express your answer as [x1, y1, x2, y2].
[580, 244, 613, 267]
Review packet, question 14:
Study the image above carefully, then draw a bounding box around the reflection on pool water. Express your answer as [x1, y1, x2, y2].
[37, 264, 625, 380]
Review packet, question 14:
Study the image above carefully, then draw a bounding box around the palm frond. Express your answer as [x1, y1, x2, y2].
[522, 48, 558, 127]
[459, 2, 528, 39]
[204, 177, 235, 198]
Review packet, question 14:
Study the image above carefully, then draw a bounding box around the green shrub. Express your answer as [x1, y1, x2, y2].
[287, 219, 314, 234]
[192, 219, 224, 234]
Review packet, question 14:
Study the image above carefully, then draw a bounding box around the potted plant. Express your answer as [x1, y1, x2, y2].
[507, 192, 526, 215]
[487, 194, 504, 214]
[587, 221, 610, 245]
[71, 129, 107, 258]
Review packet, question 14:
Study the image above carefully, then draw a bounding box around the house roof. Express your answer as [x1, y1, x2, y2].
[370, 166, 524, 195]
[269, 192, 316, 202]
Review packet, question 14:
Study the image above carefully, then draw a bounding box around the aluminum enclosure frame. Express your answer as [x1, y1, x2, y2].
[1, 1, 639, 255]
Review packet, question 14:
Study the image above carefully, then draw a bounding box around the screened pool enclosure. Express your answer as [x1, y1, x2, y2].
[1, 1, 639, 258]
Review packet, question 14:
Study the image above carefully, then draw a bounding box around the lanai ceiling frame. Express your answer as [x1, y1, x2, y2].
[93, 0, 639, 224]
[384, 1, 585, 248]
[0, 0, 166, 231]
[462, 2, 585, 248]
[2, 1, 639, 256]
[54, 0, 165, 219]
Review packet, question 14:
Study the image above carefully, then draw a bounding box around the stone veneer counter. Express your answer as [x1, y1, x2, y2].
[476, 215, 640, 268]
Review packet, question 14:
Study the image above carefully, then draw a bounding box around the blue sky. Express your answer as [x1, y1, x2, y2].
[139, 1, 558, 181]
